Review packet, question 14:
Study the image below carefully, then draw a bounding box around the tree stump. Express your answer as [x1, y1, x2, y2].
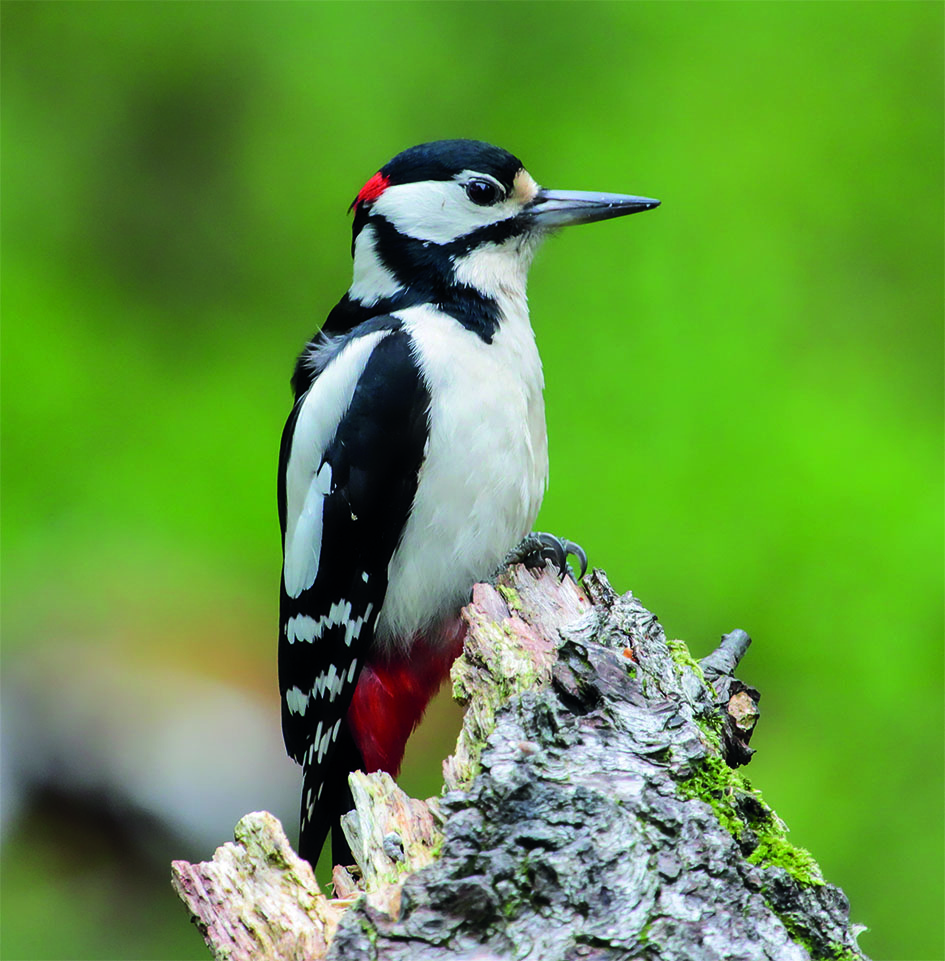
[171, 565, 869, 960]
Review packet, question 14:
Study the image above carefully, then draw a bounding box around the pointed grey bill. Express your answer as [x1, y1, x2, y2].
[528, 189, 660, 228]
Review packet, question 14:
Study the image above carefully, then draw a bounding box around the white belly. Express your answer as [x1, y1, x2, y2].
[376, 302, 548, 645]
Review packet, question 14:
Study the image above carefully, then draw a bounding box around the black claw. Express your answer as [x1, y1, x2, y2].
[561, 539, 588, 580]
[536, 532, 567, 576]
[500, 531, 589, 582]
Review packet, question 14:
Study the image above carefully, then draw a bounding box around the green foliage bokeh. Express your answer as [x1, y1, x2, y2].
[2, 3, 942, 959]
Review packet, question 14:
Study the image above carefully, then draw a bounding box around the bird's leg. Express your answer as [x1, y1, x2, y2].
[494, 531, 588, 582]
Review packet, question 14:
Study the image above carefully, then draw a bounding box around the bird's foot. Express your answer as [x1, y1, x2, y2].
[495, 531, 588, 583]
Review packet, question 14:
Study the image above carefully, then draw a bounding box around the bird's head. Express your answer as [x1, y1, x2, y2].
[347, 139, 659, 309]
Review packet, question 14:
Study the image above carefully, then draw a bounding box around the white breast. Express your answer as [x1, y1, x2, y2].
[377, 299, 548, 646]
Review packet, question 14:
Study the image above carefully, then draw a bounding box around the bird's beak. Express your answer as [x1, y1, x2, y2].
[528, 189, 660, 228]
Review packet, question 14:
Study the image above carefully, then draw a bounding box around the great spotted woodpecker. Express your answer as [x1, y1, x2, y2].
[278, 140, 658, 865]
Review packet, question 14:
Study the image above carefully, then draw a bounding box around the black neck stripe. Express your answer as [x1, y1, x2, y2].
[360, 214, 509, 342]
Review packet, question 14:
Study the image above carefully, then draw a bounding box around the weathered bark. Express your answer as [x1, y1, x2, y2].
[172, 565, 869, 961]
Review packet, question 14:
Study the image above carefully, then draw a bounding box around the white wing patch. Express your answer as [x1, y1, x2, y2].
[284, 462, 332, 598]
[283, 331, 390, 599]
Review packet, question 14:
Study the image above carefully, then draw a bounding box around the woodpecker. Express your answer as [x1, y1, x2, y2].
[278, 139, 658, 865]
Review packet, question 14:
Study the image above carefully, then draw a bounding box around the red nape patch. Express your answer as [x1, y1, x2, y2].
[353, 171, 390, 209]
[346, 618, 466, 775]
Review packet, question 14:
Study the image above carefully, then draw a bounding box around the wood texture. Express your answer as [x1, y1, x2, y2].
[172, 565, 869, 961]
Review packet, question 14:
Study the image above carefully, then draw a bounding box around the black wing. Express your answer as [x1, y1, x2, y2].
[278, 326, 430, 864]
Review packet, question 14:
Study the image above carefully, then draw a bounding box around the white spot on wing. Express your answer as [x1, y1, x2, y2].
[317, 726, 332, 764]
[286, 686, 311, 716]
[344, 602, 373, 647]
[286, 614, 322, 644]
[287, 597, 373, 647]
[329, 599, 352, 627]
[325, 663, 338, 701]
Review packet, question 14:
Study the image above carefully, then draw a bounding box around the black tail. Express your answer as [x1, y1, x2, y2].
[297, 721, 364, 868]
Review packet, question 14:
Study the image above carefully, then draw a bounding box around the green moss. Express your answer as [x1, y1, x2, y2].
[677, 754, 743, 836]
[691, 705, 726, 756]
[666, 637, 708, 685]
[748, 834, 822, 881]
[358, 915, 378, 947]
[676, 754, 824, 888]
[663, 637, 827, 887]
[774, 917, 862, 961]
[502, 895, 521, 920]
[666, 636, 827, 913]
[825, 941, 862, 960]
[497, 583, 524, 614]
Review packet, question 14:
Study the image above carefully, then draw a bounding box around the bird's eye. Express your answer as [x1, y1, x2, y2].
[465, 179, 503, 206]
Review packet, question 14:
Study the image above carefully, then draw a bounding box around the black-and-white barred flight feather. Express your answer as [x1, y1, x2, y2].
[278, 321, 429, 863]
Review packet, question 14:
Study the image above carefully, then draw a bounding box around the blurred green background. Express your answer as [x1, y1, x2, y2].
[2, 2, 942, 959]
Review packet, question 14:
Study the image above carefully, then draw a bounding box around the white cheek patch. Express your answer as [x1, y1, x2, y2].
[372, 180, 519, 245]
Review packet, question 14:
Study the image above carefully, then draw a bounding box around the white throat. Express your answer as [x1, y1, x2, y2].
[450, 234, 541, 306]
